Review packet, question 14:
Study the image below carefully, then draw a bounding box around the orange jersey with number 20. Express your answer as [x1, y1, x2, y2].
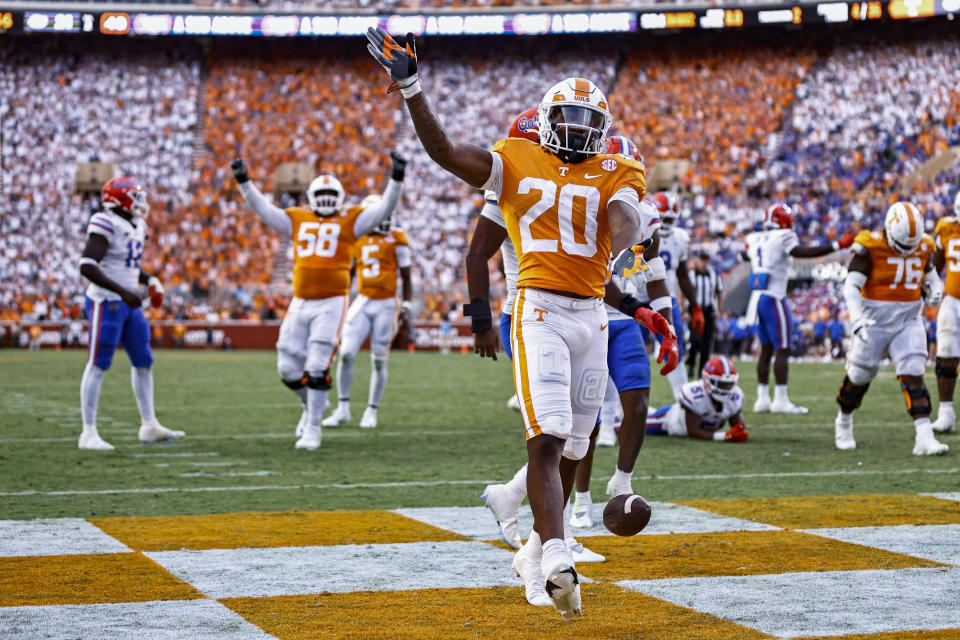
[490, 137, 647, 298]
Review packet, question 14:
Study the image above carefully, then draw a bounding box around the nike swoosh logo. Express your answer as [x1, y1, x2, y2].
[600, 323, 608, 331]
[584, 173, 602, 180]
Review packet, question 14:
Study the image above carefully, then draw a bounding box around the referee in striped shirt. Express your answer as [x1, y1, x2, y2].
[687, 250, 724, 377]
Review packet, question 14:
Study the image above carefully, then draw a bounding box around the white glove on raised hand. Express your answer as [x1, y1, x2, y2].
[851, 317, 875, 342]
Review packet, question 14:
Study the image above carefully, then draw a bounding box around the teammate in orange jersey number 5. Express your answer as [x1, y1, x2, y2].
[366, 28, 674, 620]
[231, 153, 407, 451]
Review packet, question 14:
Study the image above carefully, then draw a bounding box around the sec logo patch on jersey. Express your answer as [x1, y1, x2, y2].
[601, 158, 618, 172]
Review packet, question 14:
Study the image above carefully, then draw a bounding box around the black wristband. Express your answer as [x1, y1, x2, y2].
[391, 167, 405, 182]
[618, 294, 648, 318]
[463, 299, 492, 333]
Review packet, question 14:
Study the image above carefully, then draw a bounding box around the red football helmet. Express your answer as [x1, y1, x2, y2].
[102, 177, 148, 219]
[650, 191, 679, 231]
[763, 203, 793, 230]
[702, 356, 738, 401]
[603, 136, 644, 164]
[508, 107, 540, 143]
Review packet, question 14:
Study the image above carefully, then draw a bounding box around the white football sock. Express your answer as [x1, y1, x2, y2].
[526, 528, 542, 553]
[836, 409, 852, 425]
[368, 357, 388, 408]
[757, 383, 770, 402]
[613, 468, 632, 486]
[914, 417, 933, 433]
[306, 387, 329, 428]
[131, 366, 157, 424]
[293, 386, 307, 408]
[774, 384, 790, 404]
[80, 363, 106, 431]
[540, 537, 573, 575]
[336, 353, 355, 404]
[666, 366, 688, 399]
[600, 376, 621, 427]
[939, 401, 954, 415]
[505, 463, 528, 502]
[574, 491, 592, 505]
[562, 502, 572, 540]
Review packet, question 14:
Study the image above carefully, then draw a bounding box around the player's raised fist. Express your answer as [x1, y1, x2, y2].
[838, 229, 856, 250]
[390, 151, 408, 182]
[230, 159, 249, 184]
[366, 28, 419, 95]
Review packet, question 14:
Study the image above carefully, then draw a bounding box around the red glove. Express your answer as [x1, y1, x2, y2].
[725, 424, 749, 442]
[690, 305, 705, 336]
[837, 229, 856, 249]
[147, 277, 164, 309]
[635, 307, 679, 375]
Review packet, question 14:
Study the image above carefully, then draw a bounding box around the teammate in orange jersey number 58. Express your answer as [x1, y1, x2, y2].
[231, 153, 407, 451]
[366, 28, 674, 620]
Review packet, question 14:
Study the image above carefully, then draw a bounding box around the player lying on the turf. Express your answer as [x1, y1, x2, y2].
[834, 202, 948, 456]
[231, 153, 407, 451]
[367, 28, 668, 620]
[645, 356, 748, 442]
[745, 203, 853, 415]
[930, 190, 960, 434]
[78, 177, 183, 450]
[324, 198, 414, 429]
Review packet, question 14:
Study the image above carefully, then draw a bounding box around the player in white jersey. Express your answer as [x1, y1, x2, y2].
[323, 197, 414, 429]
[646, 356, 748, 442]
[77, 177, 183, 450]
[745, 203, 852, 414]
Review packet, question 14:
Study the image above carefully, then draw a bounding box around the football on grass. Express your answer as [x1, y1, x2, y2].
[603, 494, 652, 536]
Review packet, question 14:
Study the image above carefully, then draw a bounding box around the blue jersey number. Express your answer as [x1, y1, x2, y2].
[661, 250, 672, 270]
[125, 241, 143, 268]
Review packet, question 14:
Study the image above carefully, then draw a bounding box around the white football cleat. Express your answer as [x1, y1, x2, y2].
[606, 474, 632, 497]
[481, 484, 522, 549]
[753, 397, 771, 413]
[913, 428, 949, 456]
[569, 499, 593, 529]
[322, 404, 350, 427]
[507, 394, 521, 411]
[512, 541, 552, 607]
[78, 431, 114, 451]
[295, 424, 321, 451]
[771, 400, 809, 415]
[359, 406, 378, 429]
[544, 562, 582, 621]
[295, 410, 307, 438]
[138, 423, 185, 443]
[566, 537, 604, 563]
[932, 409, 955, 434]
[596, 422, 617, 447]
[835, 414, 856, 450]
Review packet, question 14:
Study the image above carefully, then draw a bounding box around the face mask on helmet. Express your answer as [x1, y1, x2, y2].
[884, 202, 922, 256]
[129, 190, 149, 220]
[543, 105, 607, 164]
[703, 357, 738, 401]
[660, 213, 678, 233]
[307, 175, 344, 217]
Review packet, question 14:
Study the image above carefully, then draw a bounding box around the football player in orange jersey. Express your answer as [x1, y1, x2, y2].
[323, 195, 413, 429]
[834, 202, 948, 455]
[231, 154, 407, 451]
[930, 191, 960, 434]
[367, 29, 676, 619]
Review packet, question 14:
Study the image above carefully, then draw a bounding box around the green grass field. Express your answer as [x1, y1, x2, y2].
[1, 350, 957, 520]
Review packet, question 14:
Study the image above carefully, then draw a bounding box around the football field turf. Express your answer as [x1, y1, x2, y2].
[1, 350, 958, 638]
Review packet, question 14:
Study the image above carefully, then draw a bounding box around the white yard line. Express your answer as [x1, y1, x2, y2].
[0, 429, 502, 444]
[132, 452, 221, 458]
[1, 467, 957, 498]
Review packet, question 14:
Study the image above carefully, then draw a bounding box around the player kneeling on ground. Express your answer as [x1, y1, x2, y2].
[646, 356, 748, 442]
[78, 177, 183, 450]
[834, 202, 948, 455]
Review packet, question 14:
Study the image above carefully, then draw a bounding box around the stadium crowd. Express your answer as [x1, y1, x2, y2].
[2, 34, 959, 358]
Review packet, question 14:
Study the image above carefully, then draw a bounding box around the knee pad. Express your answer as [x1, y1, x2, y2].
[847, 362, 877, 386]
[836, 375, 870, 413]
[282, 375, 307, 391]
[562, 435, 590, 461]
[307, 370, 332, 390]
[898, 376, 931, 418]
[936, 358, 958, 380]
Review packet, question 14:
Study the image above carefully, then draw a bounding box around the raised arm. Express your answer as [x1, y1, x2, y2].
[354, 152, 407, 237]
[231, 159, 292, 236]
[366, 29, 493, 189]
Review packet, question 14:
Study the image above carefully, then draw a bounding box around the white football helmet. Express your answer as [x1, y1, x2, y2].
[884, 201, 923, 256]
[954, 191, 960, 218]
[537, 77, 613, 164]
[306, 175, 344, 217]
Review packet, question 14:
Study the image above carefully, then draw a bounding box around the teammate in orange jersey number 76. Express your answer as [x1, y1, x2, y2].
[366, 28, 676, 620]
[230, 153, 407, 451]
